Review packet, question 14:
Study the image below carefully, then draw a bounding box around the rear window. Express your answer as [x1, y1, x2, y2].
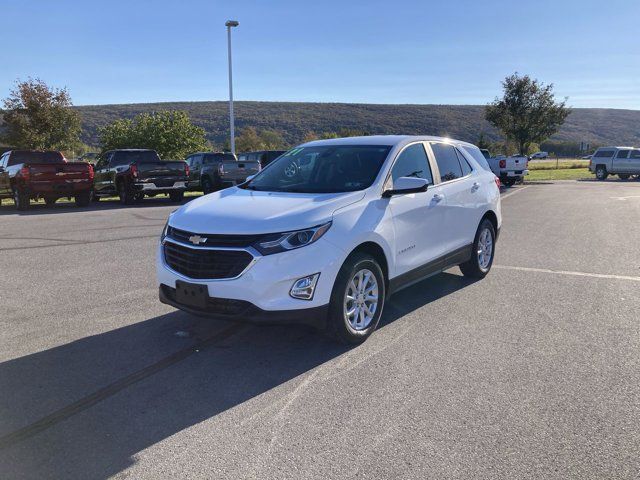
[594, 150, 615, 158]
[112, 150, 161, 165]
[8, 151, 64, 166]
[462, 146, 492, 172]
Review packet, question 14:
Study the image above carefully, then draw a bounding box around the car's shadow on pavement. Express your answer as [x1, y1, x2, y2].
[0, 272, 475, 479]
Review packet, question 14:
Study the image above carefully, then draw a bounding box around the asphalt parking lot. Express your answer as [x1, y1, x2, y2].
[0, 181, 639, 479]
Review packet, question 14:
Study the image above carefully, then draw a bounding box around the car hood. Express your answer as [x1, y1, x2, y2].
[169, 187, 365, 234]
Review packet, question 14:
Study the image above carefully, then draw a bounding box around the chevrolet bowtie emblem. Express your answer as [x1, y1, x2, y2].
[188, 235, 206, 245]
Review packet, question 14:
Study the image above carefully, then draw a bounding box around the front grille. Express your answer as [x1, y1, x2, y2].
[163, 241, 253, 279]
[168, 227, 264, 248]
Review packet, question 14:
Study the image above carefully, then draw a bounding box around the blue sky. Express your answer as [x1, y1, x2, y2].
[2, 0, 639, 108]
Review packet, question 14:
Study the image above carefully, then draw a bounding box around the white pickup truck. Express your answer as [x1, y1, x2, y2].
[589, 146, 640, 180]
[480, 150, 529, 186]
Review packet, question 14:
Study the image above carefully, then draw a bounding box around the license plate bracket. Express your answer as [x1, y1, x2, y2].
[175, 280, 209, 309]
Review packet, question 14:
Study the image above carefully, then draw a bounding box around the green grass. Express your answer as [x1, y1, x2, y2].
[528, 159, 590, 170]
[526, 168, 592, 181]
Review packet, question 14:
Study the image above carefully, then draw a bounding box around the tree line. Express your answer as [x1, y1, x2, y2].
[1, 74, 571, 159]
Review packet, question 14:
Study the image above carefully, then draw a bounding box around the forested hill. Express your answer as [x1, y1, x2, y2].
[75, 101, 640, 147]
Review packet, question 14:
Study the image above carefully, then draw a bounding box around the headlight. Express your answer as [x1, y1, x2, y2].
[161, 221, 170, 242]
[253, 221, 332, 255]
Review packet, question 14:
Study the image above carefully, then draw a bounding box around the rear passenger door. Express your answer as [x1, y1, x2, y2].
[428, 142, 479, 253]
[614, 149, 631, 173]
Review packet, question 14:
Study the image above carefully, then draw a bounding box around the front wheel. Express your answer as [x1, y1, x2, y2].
[459, 219, 496, 279]
[619, 174, 630, 180]
[201, 177, 213, 194]
[327, 253, 385, 344]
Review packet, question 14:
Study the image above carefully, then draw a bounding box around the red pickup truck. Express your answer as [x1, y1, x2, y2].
[0, 150, 94, 210]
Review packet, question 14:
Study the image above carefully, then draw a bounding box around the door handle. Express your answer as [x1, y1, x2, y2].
[432, 193, 444, 202]
[471, 182, 480, 191]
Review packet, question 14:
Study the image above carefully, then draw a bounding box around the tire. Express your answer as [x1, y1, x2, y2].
[134, 192, 145, 202]
[595, 165, 608, 181]
[327, 253, 386, 344]
[459, 219, 496, 279]
[75, 191, 91, 207]
[619, 174, 630, 180]
[13, 188, 30, 210]
[91, 190, 101, 202]
[502, 178, 516, 187]
[169, 191, 184, 202]
[118, 182, 134, 205]
[201, 177, 213, 194]
[44, 196, 57, 206]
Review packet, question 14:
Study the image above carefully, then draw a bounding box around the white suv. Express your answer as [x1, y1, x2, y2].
[157, 136, 502, 343]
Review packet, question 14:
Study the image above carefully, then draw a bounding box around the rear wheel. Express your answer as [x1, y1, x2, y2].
[13, 188, 30, 210]
[118, 182, 134, 205]
[134, 192, 145, 202]
[460, 219, 496, 279]
[595, 165, 608, 181]
[327, 253, 385, 344]
[91, 189, 101, 202]
[502, 178, 516, 187]
[169, 191, 184, 202]
[75, 191, 91, 207]
[201, 177, 213, 194]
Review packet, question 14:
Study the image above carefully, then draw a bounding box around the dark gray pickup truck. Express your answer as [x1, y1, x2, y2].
[93, 149, 188, 204]
[184, 152, 261, 194]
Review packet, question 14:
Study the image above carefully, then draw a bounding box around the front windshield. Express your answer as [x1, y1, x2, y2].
[241, 145, 391, 193]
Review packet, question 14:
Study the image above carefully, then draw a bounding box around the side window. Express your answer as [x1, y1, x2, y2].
[109, 153, 128, 167]
[462, 145, 492, 172]
[616, 150, 630, 159]
[0, 154, 7, 168]
[191, 155, 203, 167]
[455, 148, 473, 176]
[390, 143, 433, 184]
[594, 150, 614, 158]
[431, 143, 463, 182]
[630, 150, 640, 159]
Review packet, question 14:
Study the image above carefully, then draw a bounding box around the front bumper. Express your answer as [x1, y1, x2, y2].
[157, 236, 345, 321]
[159, 284, 328, 327]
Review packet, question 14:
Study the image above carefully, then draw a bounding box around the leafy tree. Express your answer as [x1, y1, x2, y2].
[486, 73, 571, 155]
[234, 127, 287, 152]
[99, 110, 207, 159]
[477, 132, 490, 150]
[1, 78, 81, 150]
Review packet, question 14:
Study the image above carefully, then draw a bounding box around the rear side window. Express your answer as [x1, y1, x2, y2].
[391, 143, 433, 184]
[455, 149, 473, 176]
[431, 143, 463, 181]
[463, 146, 493, 172]
[594, 150, 615, 158]
[630, 150, 640, 159]
[616, 150, 630, 159]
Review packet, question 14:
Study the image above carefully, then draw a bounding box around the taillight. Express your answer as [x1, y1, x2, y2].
[19, 166, 30, 182]
[499, 159, 506, 169]
[494, 176, 501, 189]
[88, 164, 94, 181]
[130, 164, 138, 178]
[185, 164, 190, 177]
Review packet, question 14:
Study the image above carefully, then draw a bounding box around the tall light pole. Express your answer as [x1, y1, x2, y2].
[225, 20, 239, 155]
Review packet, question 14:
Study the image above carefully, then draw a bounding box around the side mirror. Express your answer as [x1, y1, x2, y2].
[382, 176, 428, 197]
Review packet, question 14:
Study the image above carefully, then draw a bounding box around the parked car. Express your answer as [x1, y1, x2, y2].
[589, 146, 640, 180]
[158, 136, 501, 344]
[184, 152, 261, 194]
[238, 150, 287, 168]
[0, 150, 94, 210]
[530, 151, 549, 159]
[93, 149, 188, 204]
[481, 150, 529, 186]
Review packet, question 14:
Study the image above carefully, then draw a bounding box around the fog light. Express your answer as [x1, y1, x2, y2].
[290, 273, 320, 300]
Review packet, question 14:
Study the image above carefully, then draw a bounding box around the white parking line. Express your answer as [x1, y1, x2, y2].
[494, 264, 640, 283]
[500, 185, 530, 200]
